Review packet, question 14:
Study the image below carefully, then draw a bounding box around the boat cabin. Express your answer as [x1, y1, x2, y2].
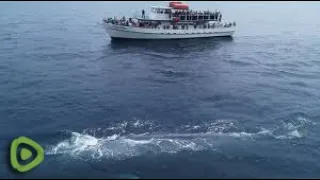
[149, 6, 173, 20]
[134, 1, 221, 25]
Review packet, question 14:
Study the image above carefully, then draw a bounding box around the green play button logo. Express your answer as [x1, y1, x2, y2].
[10, 136, 44, 173]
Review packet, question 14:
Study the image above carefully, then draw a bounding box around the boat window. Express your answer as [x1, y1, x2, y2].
[165, 9, 171, 14]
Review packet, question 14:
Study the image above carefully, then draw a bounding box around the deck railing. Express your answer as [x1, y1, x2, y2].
[105, 18, 236, 30]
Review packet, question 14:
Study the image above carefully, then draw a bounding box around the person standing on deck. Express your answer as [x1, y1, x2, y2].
[142, 9, 145, 18]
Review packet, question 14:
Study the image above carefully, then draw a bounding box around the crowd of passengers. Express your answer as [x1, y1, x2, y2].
[172, 10, 222, 21]
[170, 22, 236, 30]
[105, 17, 236, 30]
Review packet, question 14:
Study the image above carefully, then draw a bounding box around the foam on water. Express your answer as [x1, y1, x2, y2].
[46, 116, 315, 161]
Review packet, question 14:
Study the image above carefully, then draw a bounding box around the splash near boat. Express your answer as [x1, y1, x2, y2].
[103, 1, 236, 40]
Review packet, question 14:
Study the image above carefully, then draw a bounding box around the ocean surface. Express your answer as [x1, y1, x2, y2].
[1, 1, 320, 178]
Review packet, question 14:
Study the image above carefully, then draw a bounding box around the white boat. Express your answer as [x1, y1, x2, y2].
[103, 1, 236, 40]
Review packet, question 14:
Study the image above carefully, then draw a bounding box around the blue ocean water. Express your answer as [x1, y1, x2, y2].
[1, 1, 320, 178]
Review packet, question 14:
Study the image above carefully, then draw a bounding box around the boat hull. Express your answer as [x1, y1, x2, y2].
[104, 24, 235, 40]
